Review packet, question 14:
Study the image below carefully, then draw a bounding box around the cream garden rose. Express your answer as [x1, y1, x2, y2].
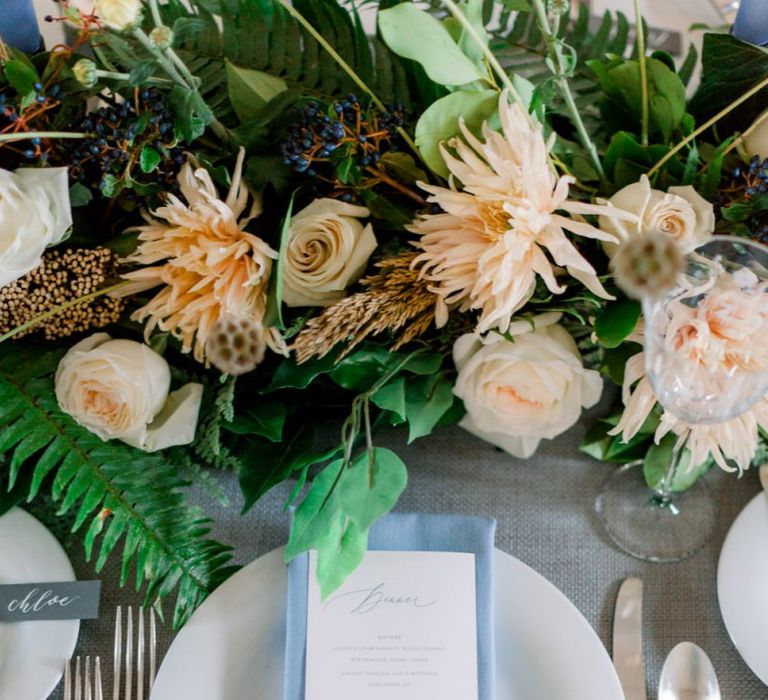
[599, 174, 714, 256]
[94, 0, 143, 31]
[282, 198, 377, 307]
[742, 109, 768, 160]
[55, 333, 203, 452]
[0, 167, 72, 288]
[453, 313, 602, 458]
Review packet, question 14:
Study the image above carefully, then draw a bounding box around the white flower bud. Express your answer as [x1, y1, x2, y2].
[94, 0, 143, 31]
[73, 58, 98, 88]
[149, 25, 174, 51]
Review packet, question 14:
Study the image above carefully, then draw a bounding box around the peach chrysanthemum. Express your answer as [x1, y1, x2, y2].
[610, 349, 768, 472]
[120, 149, 284, 363]
[611, 282, 768, 473]
[409, 91, 633, 333]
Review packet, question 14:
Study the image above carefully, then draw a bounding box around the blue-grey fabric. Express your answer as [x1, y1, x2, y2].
[283, 512, 496, 700]
[733, 0, 768, 47]
[0, 0, 40, 53]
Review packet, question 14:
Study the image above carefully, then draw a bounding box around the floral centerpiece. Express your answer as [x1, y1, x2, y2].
[1, 0, 767, 623]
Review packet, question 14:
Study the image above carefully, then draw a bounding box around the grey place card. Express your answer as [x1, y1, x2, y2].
[0, 580, 101, 622]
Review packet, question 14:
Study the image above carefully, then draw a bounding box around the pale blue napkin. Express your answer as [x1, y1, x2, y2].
[0, 0, 40, 53]
[733, 0, 768, 47]
[283, 512, 496, 700]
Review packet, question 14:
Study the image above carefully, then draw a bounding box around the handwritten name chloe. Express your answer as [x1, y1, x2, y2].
[7, 588, 80, 615]
[327, 583, 437, 615]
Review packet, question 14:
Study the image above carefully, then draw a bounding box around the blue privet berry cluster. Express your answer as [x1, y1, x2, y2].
[718, 156, 768, 243]
[0, 82, 63, 167]
[280, 95, 408, 198]
[64, 88, 186, 198]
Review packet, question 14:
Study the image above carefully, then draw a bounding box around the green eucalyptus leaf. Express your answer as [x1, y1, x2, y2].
[338, 447, 408, 530]
[642, 435, 708, 492]
[378, 3, 487, 88]
[594, 299, 641, 348]
[415, 88, 499, 177]
[371, 376, 407, 422]
[316, 519, 369, 599]
[285, 458, 344, 560]
[405, 374, 455, 443]
[455, 0, 489, 66]
[226, 60, 288, 122]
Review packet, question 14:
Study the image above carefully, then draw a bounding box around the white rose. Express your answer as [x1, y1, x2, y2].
[282, 198, 377, 307]
[453, 313, 603, 459]
[599, 174, 714, 255]
[94, 0, 143, 30]
[742, 109, 768, 160]
[0, 167, 72, 287]
[55, 333, 203, 452]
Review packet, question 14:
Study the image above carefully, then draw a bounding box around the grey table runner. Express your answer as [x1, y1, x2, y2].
[48, 416, 765, 698]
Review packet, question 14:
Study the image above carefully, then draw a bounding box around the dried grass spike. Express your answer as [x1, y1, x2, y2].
[291, 251, 437, 363]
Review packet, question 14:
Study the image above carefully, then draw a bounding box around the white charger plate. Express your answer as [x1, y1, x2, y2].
[152, 547, 623, 700]
[0, 508, 80, 700]
[718, 492, 768, 685]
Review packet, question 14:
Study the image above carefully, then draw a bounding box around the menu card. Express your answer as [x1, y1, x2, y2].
[305, 550, 478, 700]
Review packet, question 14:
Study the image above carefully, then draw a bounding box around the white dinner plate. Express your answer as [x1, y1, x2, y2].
[718, 492, 768, 685]
[0, 508, 80, 700]
[152, 547, 623, 700]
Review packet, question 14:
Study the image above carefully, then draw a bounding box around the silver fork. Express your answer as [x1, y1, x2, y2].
[113, 605, 157, 700]
[64, 656, 103, 700]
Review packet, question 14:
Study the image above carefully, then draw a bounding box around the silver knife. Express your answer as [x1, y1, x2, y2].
[613, 577, 647, 700]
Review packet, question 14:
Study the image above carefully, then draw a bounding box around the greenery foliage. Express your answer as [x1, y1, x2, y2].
[0, 345, 236, 627]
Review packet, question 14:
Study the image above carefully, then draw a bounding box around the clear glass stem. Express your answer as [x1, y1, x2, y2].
[652, 436, 687, 511]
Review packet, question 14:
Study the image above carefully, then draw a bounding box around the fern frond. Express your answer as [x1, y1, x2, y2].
[0, 345, 237, 628]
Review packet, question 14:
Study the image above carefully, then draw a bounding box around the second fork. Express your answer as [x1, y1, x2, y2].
[113, 605, 157, 700]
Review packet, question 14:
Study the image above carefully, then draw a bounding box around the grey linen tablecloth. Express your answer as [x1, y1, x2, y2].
[48, 414, 766, 699]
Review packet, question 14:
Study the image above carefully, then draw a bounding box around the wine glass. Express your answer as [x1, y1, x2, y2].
[596, 236, 768, 562]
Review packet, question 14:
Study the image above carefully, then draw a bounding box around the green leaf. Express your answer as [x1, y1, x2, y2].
[223, 402, 286, 442]
[379, 152, 428, 185]
[139, 146, 162, 174]
[405, 374, 455, 443]
[502, 0, 531, 10]
[169, 86, 207, 142]
[69, 183, 93, 208]
[238, 427, 328, 512]
[265, 193, 295, 331]
[594, 298, 640, 348]
[338, 447, 408, 530]
[690, 34, 768, 134]
[0, 344, 235, 628]
[225, 60, 288, 123]
[415, 88, 499, 177]
[378, 3, 487, 88]
[285, 458, 344, 560]
[265, 351, 338, 392]
[642, 435, 708, 491]
[371, 376, 407, 421]
[129, 59, 157, 86]
[316, 518, 368, 599]
[4, 59, 39, 99]
[591, 57, 687, 142]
